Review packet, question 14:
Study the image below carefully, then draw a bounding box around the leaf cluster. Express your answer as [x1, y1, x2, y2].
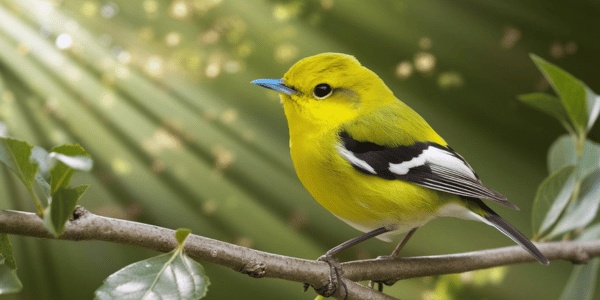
[0, 138, 209, 299]
[520, 54, 600, 300]
[0, 137, 92, 293]
[0, 138, 92, 235]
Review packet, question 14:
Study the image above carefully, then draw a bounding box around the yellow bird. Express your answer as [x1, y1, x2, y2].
[252, 53, 548, 276]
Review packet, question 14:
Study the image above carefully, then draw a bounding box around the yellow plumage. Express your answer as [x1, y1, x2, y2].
[252, 52, 548, 264]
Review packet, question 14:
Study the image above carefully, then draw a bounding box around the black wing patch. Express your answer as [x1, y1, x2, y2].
[338, 131, 516, 209]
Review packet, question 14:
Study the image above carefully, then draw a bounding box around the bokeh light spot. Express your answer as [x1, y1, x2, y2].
[81, 1, 98, 17]
[273, 2, 302, 21]
[212, 145, 235, 172]
[418, 37, 432, 50]
[143, 0, 158, 14]
[321, 0, 335, 10]
[199, 30, 220, 44]
[437, 72, 464, 89]
[101, 92, 116, 108]
[112, 158, 132, 175]
[202, 199, 217, 215]
[100, 2, 119, 19]
[224, 60, 242, 74]
[565, 41, 578, 55]
[17, 43, 30, 56]
[142, 128, 183, 154]
[165, 32, 181, 47]
[275, 44, 299, 63]
[170, 0, 191, 19]
[414, 52, 436, 73]
[550, 42, 564, 59]
[501, 26, 521, 49]
[55, 33, 73, 50]
[145, 55, 164, 77]
[205, 62, 221, 78]
[116, 49, 131, 64]
[236, 41, 254, 57]
[195, 0, 223, 13]
[221, 108, 238, 124]
[395, 61, 413, 79]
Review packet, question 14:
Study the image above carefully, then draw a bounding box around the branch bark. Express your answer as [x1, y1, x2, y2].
[1, 207, 599, 300]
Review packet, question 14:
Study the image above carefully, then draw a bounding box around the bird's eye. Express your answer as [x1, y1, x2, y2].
[313, 83, 333, 99]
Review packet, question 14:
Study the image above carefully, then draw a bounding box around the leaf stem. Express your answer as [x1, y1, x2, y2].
[575, 130, 586, 156]
[28, 187, 44, 217]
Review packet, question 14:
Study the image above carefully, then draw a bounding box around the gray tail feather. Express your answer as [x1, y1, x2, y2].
[477, 201, 549, 265]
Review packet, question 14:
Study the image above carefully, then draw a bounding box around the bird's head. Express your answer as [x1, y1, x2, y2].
[252, 53, 395, 131]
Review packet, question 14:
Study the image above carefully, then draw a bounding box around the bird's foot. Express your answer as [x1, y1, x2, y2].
[368, 255, 398, 291]
[304, 254, 347, 298]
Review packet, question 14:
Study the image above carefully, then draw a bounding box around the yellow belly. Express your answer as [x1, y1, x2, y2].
[290, 135, 448, 236]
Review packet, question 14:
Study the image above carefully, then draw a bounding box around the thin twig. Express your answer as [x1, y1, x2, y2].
[342, 241, 600, 283]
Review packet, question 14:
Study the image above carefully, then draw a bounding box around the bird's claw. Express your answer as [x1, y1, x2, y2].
[303, 254, 347, 298]
[368, 255, 398, 291]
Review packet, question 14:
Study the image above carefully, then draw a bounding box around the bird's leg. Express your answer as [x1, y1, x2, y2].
[381, 227, 418, 260]
[322, 226, 391, 259]
[305, 227, 391, 297]
[371, 227, 419, 290]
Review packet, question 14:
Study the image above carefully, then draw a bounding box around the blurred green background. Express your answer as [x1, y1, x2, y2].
[0, 0, 599, 299]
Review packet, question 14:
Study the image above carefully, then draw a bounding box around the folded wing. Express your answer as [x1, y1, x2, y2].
[337, 131, 517, 209]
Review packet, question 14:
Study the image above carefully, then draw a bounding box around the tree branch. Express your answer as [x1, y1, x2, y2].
[1, 207, 599, 300]
[342, 240, 600, 283]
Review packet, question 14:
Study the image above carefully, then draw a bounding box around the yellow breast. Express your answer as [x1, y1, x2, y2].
[289, 128, 446, 234]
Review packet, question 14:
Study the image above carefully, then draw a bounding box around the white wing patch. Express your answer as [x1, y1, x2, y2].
[388, 146, 476, 179]
[337, 145, 377, 174]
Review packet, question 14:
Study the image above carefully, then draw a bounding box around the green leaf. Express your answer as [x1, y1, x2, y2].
[532, 166, 576, 238]
[175, 228, 192, 246]
[585, 88, 600, 130]
[30, 146, 52, 201]
[531, 54, 588, 133]
[0, 235, 16, 270]
[50, 144, 93, 171]
[559, 258, 599, 300]
[95, 250, 210, 300]
[43, 185, 89, 237]
[0, 265, 22, 295]
[518, 92, 572, 132]
[49, 144, 92, 195]
[574, 138, 600, 174]
[0, 137, 38, 195]
[547, 135, 600, 177]
[548, 136, 574, 174]
[30, 146, 51, 178]
[0, 234, 22, 294]
[547, 168, 600, 238]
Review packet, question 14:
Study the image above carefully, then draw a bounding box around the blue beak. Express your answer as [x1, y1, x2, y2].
[251, 79, 297, 96]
